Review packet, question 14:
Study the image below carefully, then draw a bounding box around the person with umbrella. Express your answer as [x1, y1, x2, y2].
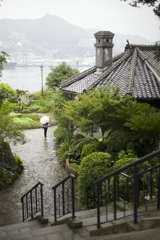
[40, 116, 49, 138]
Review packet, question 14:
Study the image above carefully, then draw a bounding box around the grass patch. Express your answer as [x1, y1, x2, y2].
[11, 113, 55, 129]
[12, 117, 41, 129]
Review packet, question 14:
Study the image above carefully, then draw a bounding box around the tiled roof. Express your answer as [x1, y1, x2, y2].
[60, 44, 160, 99]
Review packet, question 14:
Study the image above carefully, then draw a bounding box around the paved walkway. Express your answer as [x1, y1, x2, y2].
[0, 126, 68, 226]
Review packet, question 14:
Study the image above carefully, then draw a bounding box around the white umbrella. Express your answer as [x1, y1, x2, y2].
[40, 116, 49, 124]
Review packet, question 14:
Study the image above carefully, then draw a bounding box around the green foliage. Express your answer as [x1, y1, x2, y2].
[81, 143, 97, 158]
[0, 111, 25, 144]
[106, 130, 136, 158]
[38, 106, 49, 113]
[54, 126, 71, 145]
[154, 44, 160, 61]
[11, 114, 49, 129]
[52, 90, 70, 124]
[64, 86, 121, 134]
[14, 154, 24, 170]
[21, 108, 31, 113]
[27, 105, 41, 112]
[30, 98, 54, 113]
[29, 91, 42, 100]
[54, 126, 73, 165]
[111, 150, 138, 171]
[46, 62, 79, 89]
[12, 117, 40, 129]
[78, 152, 112, 206]
[0, 83, 16, 104]
[112, 95, 153, 124]
[0, 51, 8, 78]
[67, 134, 86, 164]
[124, 111, 160, 152]
[70, 162, 80, 173]
[0, 166, 14, 189]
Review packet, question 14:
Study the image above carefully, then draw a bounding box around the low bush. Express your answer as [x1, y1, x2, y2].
[21, 108, 31, 113]
[38, 106, 49, 113]
[14, 154, 24, 170]
[78, 152, 112, 207]
[28, 105, 41, 112]
[81, 143, 98, 158]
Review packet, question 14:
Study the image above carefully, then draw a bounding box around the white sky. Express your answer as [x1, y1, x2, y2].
[0, 0, 160, 42]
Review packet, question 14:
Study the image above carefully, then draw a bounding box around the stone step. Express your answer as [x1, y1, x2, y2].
[0, 220, 73, 240]
[1, 206, 160, 240]
[83, 227, 160, 240]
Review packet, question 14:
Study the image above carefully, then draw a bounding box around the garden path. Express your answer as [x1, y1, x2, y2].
[0, 126, 68, 226]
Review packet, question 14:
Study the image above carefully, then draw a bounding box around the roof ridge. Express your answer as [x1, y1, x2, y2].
[128, 44, 156, 50]
[127, 47, 138, 94]
[88, 50, 131, 90]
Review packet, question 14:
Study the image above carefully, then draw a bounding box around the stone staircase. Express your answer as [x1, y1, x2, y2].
[1, 207, 160, 240]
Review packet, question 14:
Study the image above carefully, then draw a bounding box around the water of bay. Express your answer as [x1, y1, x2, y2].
[1, 66, 89, 93]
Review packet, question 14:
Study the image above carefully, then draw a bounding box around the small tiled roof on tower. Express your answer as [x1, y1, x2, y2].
[60, 31, 160, 100]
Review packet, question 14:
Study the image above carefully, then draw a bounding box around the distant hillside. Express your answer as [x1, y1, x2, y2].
[0, 15, 92, 47]
[0, 15, 154, 59]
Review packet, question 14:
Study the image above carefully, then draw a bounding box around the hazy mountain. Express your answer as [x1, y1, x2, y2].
[0, 15, 92, 47]
[0, 15, 154, 59]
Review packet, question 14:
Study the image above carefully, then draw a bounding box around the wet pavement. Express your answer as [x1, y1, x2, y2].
[0, 126, 68, 226]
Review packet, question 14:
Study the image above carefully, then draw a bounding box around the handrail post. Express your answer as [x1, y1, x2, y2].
[40, 183, 44, 217]
[62, 183, 65, 215]
[71, 176, 75, 218]
[133, 164, 138, 224]
[97, 182, 101, 228]
[113, 175, 117, 220]
[21, 198, 25, 222]
[157, 176, 160, 209]
[149, 169, 153, 199]
[54, 188, 57, 222]
[30, 191, 33, 219]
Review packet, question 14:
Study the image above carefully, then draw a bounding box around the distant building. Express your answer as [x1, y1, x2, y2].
[60, 31, 160, 106]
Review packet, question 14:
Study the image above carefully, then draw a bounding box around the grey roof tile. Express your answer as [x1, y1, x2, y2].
[60, 44, 160, 100]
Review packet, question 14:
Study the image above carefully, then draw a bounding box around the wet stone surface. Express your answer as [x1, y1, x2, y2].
[0, 126, 68, 226]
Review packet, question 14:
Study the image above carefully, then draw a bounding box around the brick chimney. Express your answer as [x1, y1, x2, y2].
[94, 31, 114, 74]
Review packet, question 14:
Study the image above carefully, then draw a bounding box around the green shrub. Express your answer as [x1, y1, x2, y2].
[0, 166, 17, 189]
[54, 126, 73, 166]
[21, 108, 31, 113]
[14, 154, 24, 170]
[78, 152, 112, 207]
[81, 143, 98, 158]
[54, 126, 71, 145]
[70, 162, 80, 173]
[28, 105, 40, 112]
[38, 106, 49, 113]
[29, 91, 42, 100]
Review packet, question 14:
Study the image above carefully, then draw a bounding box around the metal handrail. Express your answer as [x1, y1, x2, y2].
[86, 149, 160, 228]
[21, 182, 44, 222]
[87, 150, 160, 188]
[52, 174, 76, 223]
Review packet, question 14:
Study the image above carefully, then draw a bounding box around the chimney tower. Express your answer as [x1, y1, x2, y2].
[94, 31, 114, 73]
